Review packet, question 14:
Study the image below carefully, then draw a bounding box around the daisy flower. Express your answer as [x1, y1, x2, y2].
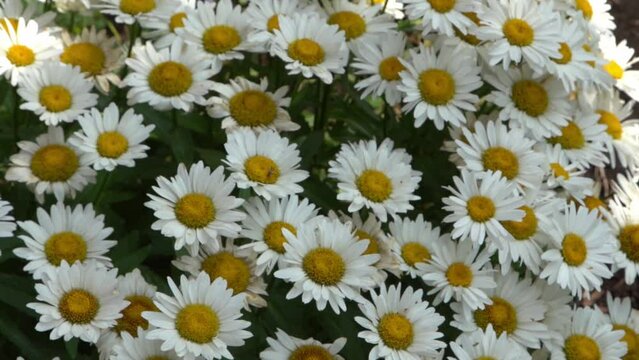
[541, 144, 595, 201]
[5, 126, 96, 202]
[611, 173, 639, 208]
[607, 198, 639, 285]
[598, 33, 639, 102]
[538, 280, 573, 343]
[0, 198, 16, 240]
[402, 0, 477, 36]
[387, 214, 445, 278]
[260, 329, 347, 360]
[241, 195, 319, 275]
[0, 0, 56, 29]
[328, 138, 422, 222]
[274, 217, 380, 314]
[140, 0, 196, 49]
[605, 294, 639, 359]
[100, 0, 162, 25]
[355, 283, 446, 360]
[123, 40, 216, 111]
[540, 203, 615, 299]
[270, 12, 349, 84]
[450, 325, 532, 360]
[443, 169, 525, 245]
[17, 61, 97, 126]
[143, 272, 252, 360]
[172, 238, 268, 309]
[564, 0, 615, 35]
[321, 0, 396, 43]
[398, 43, 481, 129]
[69, 103, 155, 172]
[112, 328, 180, 360]
[27, 261, 128, 343]
[245, 0, 312, 51]
[207, 77, 298, 132]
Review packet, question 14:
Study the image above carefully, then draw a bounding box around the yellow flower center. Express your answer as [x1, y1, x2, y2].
[597, 110, 623, 140]
[502, 18, 534, 47]
[327, 11, 367, 40]
[614, 324, 639, 359]
[267, 14, 280, 32]
[302, 247, 345, 286]
[147, 357, 170, 360]
[466, 196, 496, 223]
[44, 231, 87, 266]
[511, 80, 548, 117]
[564, 334, 600, 360]
[30, 144, 79, 182]
[174, 193, 216, 229]
[481, 146, 519, 180]
[200, 251, 251, 294]
[583, 196, 606, 211]
[119, 0, 156, 15]
[550, 163, 571, 179]
[169, 12, 187, 32]
[356, 169, 393, 203]
[401, 242, 431, 267]
[39, 85, 73, 113]
[428, 0, 456, 13]
[7, 44, 35, 67]
[228, 90, 278, 127]
[575, 0, 593, 20]
[148, 61, 193, 97]
[58, 289, 100, 324]
[446, 262, 473, 287]
[97, 131, 129, 159]
[553, 42, 573, 65]
[115, 295, 158, 336]
[618, 225, 639, 262]
[501, 206, 538, 240]
[289, 345, 333, 360]
[418, 69, 455, 106]
[455, 12, 481, 45]
[604, 61, 624, 80]
[244, 155, 280, 184]
[263, 221, 296, 254]
[356, 229, 380, 255]
[60, 42, 106, 76]
[0, 17, 18, 32]
[378, 56, 405, 81]
[377, 313, 414, 350]
[473, 297, 518, 335]
[202, 25, 241, 54]
[549, 122, 585, 150]
[562, 233, 587, 266]
[175, 304, 219, 344]
[476, 358, 497, 360]
[288, 38, 325, 66]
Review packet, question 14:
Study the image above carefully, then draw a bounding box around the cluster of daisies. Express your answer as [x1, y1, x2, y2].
[0, 0, 639, 358]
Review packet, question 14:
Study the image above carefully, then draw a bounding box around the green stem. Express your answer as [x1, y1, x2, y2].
[127, 22, 140, 59]
[94, 171, 113, 207]
[44, 0, 52, 11]
[69, 12, 76, 32]
[12, 86, 20, 150]
[382, 0, 390, 12]
[314, 81, 330, 131]
[171, 108, 178, 130]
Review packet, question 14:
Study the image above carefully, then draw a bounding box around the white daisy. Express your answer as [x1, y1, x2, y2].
[69, 103, 155, 172]
[402, 0, 477, 36]
[611, 173, 639, 208]
[146, 161, 245, 255]
[274, 217, 380, 314]
[328, 138, 422, 222]
[605, 293, 639, 359]
[100, 0, 162, 25]
[538, 280, 573, 343]
[321, 0, 396, 43]
[112, 328, 181, 360]
[5, 126, 96, 202]
[0, 0, 56, 29]
[355, 283, 446, 360]
[564, 0, 615, 35]
[541, 144, 595, 201]
[607, 198, 639, 285]
[598, 33, 639, 102]
[143, 272, 252, 360]
[450, 325, 532, 360]
[388, 214, 445, 278]
[0, 197, 16, 240]
[140, 0, 196, 49]
[260, 329, 346, 360]
[245, 0, 313, 51]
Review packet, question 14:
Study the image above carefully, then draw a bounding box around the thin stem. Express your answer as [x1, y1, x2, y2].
[382, 0, 390, 13]
[314, 81, 330, 131]
[171, 108, 178, 130]
[127, 22, 140, 59]
[94, 171, 113, 208]
[12, 86, 20, 150]
[69, 12, 76, 31]
[44, 0, 52, 11]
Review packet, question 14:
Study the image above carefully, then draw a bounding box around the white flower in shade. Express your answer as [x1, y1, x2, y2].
[537, 280, 572, 344]
[224, 128, 308, 200]
[402, 0, 477, 36]
[27, 261, 128, 343]
[398, 44, 481, 129]
[270, 12, 349, 84]
[245, 0, 313, 50]
[321, 0, 396, 43]
[540, 203, 615, 299]
[5, 126, 96, 202]
[355, 283, 446, 360]
[0, 198, 16, 240]
[564, 0, 615, 35]
[260, 329, 347, 360]
[59, 26, 125, 93]
[328, 138, 421, 222]
[140, 0, 196, 49]
[51, 0, 92, 13]
[485, 65, 570, 140]
[0, 0, 56, 28]
[274, 217, 380, 314]
[451, 272, 550, 350]
[477, 0, 561, 71]
[0, 18, 59, 86]
[143, 273, 252, 360]
[13, 202, 115, 280]
[443, 169, 525, 245]
[241, 195, 319, 275]
[450, 325, 532, 360]
[607, 198, 639, 285]
[207, 77, 298, 132]
[598, 33, 639, 102]
[69, 103, 155, 172]
[388, 214, 444, 278]
[541, 144, 594, 201]
[112, 328, 180, 360]
[612, 173, 639, 208]
[351, 31, 407, 106]
[123, 40, 216, 112]
[99, 0, 162, 24]
[145, 161, 245, 255]
[605, 294, 639, 359]
[172, 238, 268, 309]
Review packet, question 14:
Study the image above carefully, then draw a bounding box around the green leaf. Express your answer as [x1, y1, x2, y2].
[0, 274, 37, 317]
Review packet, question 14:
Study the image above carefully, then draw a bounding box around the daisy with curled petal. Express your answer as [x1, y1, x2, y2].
[69, 103, 155, 172]
[5, 126, 96, 203]
[0, 198, 16, 240]
[605, 294, 639, 359]
[224, 128, 308, 200]
[355, 283, 446, 360]
[172, 238, 268, 309]
[328, 138, 421, 222]
[140, 0, 196, 49]
[245, 0, 313, 51]
[274, 217, 380, 314]
[388, 214, 445, 278]
[270, 12, 349, 84]
[112, 328, 181, 360]
[398, 43, 481, 129]
[540, 203, 615, 299]
[99, 0, 163, 25]
[123, 40, 216, 112]
[606, 199, 639, 285]
[260, 328, 347, 360]
[0, 0, 56, 29]
[321, 0, 396, 44]
[541, 144, 594, 201]
[207, 76, 298, 132]
[145, 161, 245, 255]
[27, 261, 128, 343]
[598, 33, 639, 102]
[143, 272, 252, 360]
[402, 0, 477, 36]
[420, 238, 496, 310]
[450, 325, 532, 360]
[241, 195, 319, 275]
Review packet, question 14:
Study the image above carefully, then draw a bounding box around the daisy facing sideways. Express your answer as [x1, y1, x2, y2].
[260, 328, 346, 360]
[0, 198, 15, 240]
[321, 0, 396, 43]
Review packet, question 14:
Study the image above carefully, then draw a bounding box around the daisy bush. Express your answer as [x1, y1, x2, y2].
[2, 0, 639, 359]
